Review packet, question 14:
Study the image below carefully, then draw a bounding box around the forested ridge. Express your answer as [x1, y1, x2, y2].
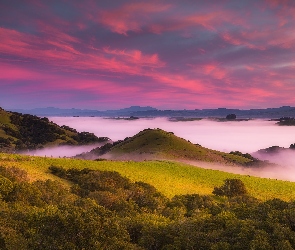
[0, 165, 295, 249]
[0, 108, 109, 152]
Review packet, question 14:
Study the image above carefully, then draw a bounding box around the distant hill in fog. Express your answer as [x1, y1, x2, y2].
[76, 128, 269, 168]
[9, 106, 295, 119]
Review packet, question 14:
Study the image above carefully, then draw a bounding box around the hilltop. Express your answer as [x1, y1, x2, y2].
[0, 107, 109, 152]
[79, 128, 259, 166]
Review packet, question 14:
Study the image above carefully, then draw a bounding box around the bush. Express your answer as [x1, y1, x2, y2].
[213, 179, 247, 197]
[0, 175, 14, 197]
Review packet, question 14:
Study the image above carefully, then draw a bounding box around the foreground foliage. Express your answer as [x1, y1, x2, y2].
[0, 165, 295, 249]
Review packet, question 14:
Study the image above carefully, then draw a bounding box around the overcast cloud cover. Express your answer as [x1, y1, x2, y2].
[1, 0, 295, 110]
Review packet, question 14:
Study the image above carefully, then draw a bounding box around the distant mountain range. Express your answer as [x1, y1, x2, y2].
[9, 106, 157, 117]
[8, 105, 295, 119]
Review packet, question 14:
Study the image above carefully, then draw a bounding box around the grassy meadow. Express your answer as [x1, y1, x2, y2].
[1, 153, 295, 201]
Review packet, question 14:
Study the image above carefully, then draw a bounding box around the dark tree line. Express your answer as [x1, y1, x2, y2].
[1, 112, 109, 151]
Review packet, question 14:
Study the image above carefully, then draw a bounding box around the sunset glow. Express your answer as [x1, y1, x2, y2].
[1, 0, 295, 110]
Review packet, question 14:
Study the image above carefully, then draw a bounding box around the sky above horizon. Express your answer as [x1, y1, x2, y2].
[1, 0, 295, 110]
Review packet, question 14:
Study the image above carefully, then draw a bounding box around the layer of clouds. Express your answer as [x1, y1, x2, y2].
[184, 160, 295, 182]
[253, 149, 295, 168]
[1, 1, 295, 109]
[21, 144, 104, 158]
[50, 117, 295, 153]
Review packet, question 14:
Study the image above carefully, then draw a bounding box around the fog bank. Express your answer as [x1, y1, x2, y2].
[21, 144, 103, 158]
[50, 117, 295, 153]
[182, 160, 295, 182]
[253, 149, 295, 167]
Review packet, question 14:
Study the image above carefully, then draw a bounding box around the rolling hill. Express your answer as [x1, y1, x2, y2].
[82, 128, 259, 166]
[0, 107, 109, 152]
[2, 153, 295, 249]
[1, 108, 294, 249]
[0, 153, 294, 201]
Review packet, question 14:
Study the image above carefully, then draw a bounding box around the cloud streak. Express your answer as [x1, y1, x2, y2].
[1, 0, 295, 110]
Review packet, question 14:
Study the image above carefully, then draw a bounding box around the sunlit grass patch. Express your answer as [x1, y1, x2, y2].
[1, 153, 295, 201]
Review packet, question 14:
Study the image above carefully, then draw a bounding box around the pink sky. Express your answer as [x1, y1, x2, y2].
[1, 0, 295, 110]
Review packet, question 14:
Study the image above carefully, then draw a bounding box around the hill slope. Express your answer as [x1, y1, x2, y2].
[0, 107, 109, 152]
[1, 153, 294, 201]
[1, 155, 295, 249]
[96, 128, 254, 165]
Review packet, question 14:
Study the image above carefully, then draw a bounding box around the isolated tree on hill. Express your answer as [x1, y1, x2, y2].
[213, 179, 247, 197]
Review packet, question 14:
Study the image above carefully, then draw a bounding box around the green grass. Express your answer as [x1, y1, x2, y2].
[0, 110, 14, 139]
[0, 110, 11, 125]
[1, 153, 295, 201]
[110, 129, 251, 165]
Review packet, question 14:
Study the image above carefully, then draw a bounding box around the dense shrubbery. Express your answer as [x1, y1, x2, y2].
[0, 165, 295, 249]
[229, 151, 256, 161]
[213, 178, 248, 197]
[49, 166, 168, 214]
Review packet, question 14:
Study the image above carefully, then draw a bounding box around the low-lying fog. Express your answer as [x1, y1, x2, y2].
[50, 117, 295, 153]
[21, 143, 105, 158]
[26, 117, 295, 181]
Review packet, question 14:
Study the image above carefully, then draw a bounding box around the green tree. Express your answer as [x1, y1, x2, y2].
[213, 179, 247, 197]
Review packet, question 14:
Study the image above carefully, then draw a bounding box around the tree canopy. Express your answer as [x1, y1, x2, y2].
[0, 166, 295, 249]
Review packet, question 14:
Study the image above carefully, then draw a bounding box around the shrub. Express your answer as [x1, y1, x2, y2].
[0, 175, 14, 197]
[213, 179, 247, 197]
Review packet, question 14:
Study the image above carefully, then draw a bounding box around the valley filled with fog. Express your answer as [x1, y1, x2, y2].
[23, 117, 295, 181]
[50, 117, 295, 153]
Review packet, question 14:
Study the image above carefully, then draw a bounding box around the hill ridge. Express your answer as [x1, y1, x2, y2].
[0, 107, 109, 152]
[88, 128, 255, 166]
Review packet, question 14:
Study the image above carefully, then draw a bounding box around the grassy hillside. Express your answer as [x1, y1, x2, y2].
[0, 107, 109, 152]
[3, 155, 295, 249]
[103, 128, 253, 165]
[1, 153, 295, 201]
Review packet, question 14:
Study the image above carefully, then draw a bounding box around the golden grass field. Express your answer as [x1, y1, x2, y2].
[1, 153, 295, 201]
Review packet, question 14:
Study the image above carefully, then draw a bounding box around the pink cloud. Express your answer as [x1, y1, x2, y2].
[102, 48, 164, 67]
[0, 27, 79, 62]
[96, 2, 171, 35]
[200, 63, 228, 80]
[148, 9, 244, 34]
[0, 26, 165, 80]
[0, 28, 33, 54]
[1, 0, 295, 109]
[0, 63, 43, 80]
[92, 2, 247, 36]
